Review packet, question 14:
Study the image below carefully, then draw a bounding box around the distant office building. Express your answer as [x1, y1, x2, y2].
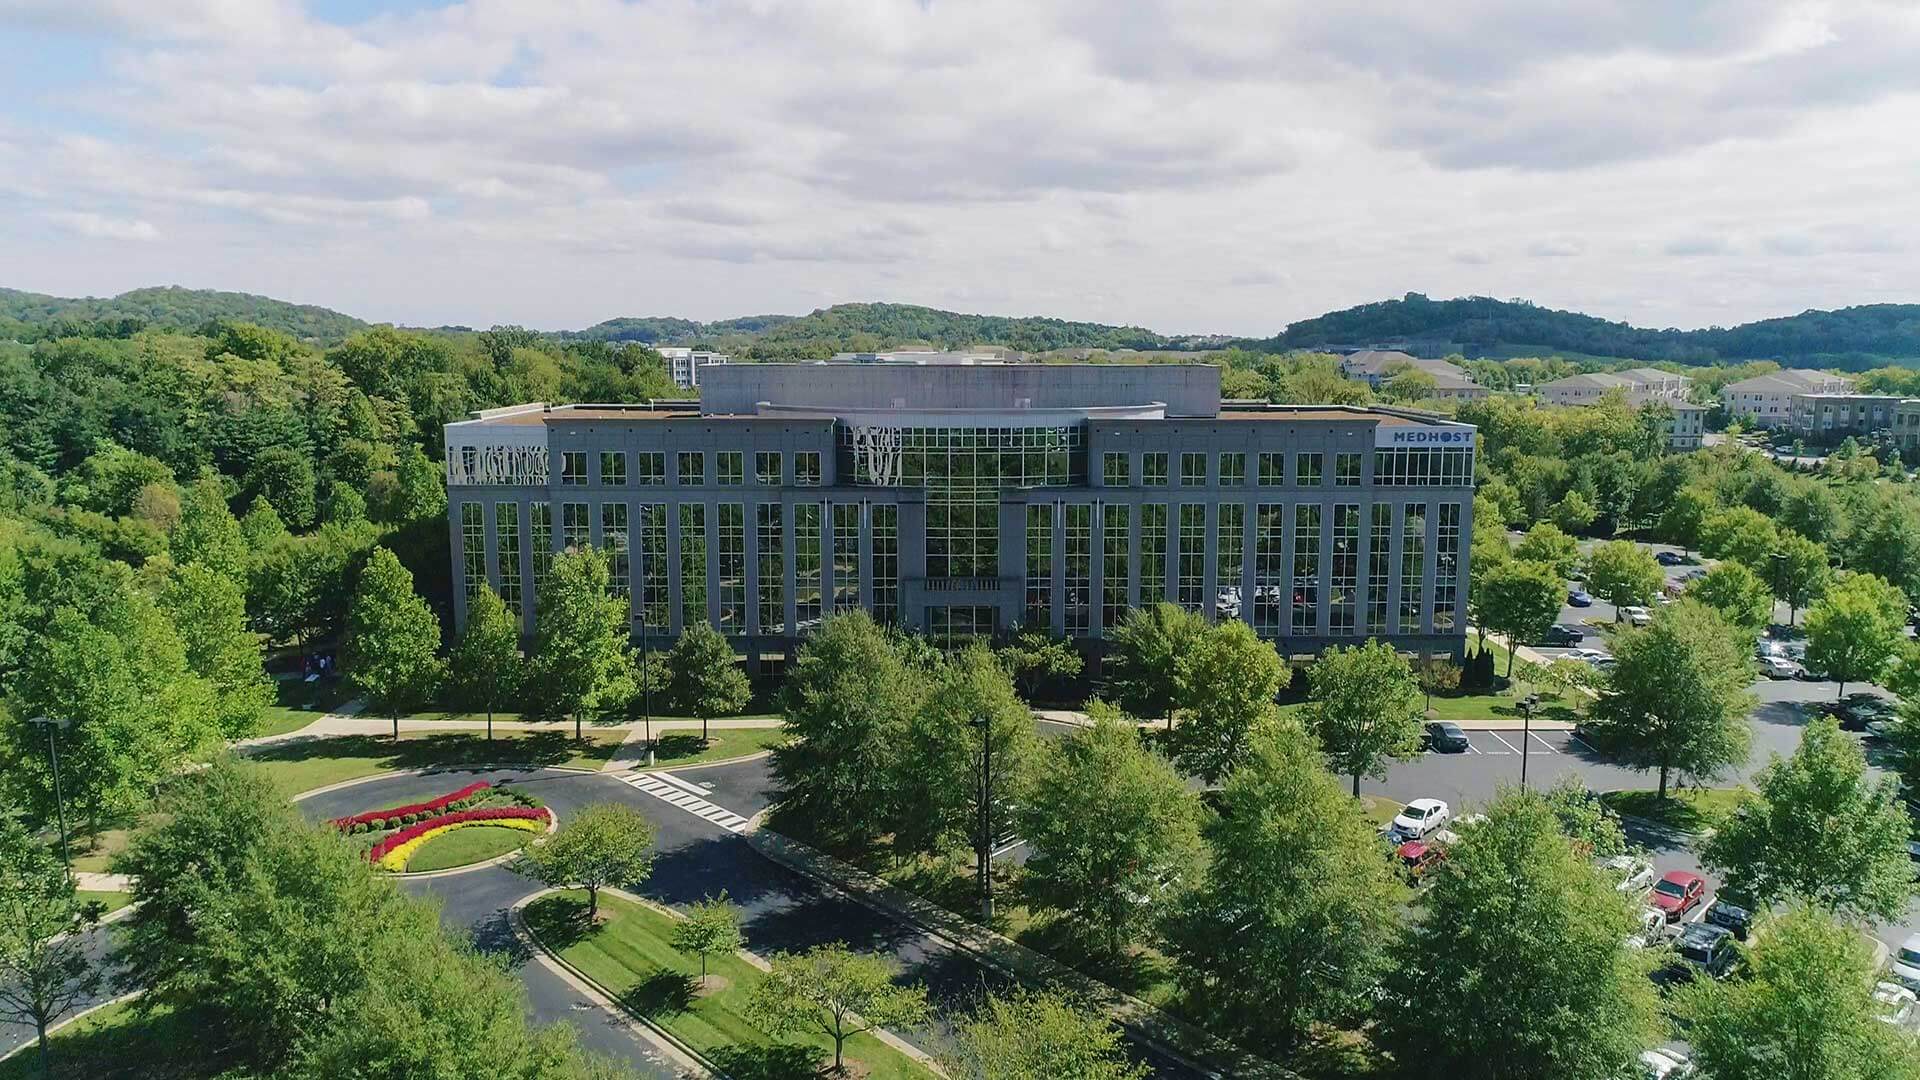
[1339, 351, 1488, 401]
[1720, 369, 1854, 427]
[655, 347, 730, 389]
[1788, 393, 1910, 442]
[444, 364, 1475, 663]
[1537, 368, 1691, 407]
[828, 350, 1003, 365]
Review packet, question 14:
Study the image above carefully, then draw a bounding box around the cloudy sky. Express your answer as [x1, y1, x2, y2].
[1, 1, 1917, 336]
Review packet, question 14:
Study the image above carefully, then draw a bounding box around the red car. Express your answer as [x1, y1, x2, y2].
[1650, 871, 1707, 922]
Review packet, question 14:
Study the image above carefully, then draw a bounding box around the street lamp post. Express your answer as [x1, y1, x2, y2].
[969, 715, 994, 922]
[1518, 694, 1540, 792]
[27, 716, 73, 876]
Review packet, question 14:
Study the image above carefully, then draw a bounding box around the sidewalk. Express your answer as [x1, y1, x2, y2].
[237, 705, 785, 751]
[745, 822, 1295, 1080]
[73, 871, 131, 892]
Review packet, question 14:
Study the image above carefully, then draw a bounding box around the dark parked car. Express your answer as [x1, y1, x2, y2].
[1825, 694, 1895, 732]
[1538, 624, 1585, 646]
[1424, 721, 1471, 753]
[1568, 588, 1594, 607]
[1668, 923, 1739, 981]
[1655, 550, 1689, 566]
[1705, 895, 1756, 941]
[1908, 841, 1920, 882]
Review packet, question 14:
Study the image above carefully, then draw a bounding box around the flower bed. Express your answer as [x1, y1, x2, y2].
[369, 806, 550, 871]
[330, 781, 493, 832]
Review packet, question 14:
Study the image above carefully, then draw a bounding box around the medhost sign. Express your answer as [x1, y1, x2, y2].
[1375, 425, 1475, 448]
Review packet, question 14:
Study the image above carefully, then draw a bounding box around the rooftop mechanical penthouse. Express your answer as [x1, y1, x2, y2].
[445, 363, 1476, 663]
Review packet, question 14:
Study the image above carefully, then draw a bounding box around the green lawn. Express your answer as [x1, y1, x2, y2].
[404, 824, 534, 873]
[646, 726, 787, 768]
[249, 730, 628, 796]
[524, 891, 934, 1080]
[1601, 787, 1749, 833]
[0, 1000, 205, 1080]
[77, 890, 133, 916]
[255, 677, 354, 739]
[385, 707, 783, 729]
[67, 829, 135, 876]
[1423, 690, 1584, 727]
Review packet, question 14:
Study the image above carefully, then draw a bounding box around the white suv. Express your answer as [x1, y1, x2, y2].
[1622, 606, 1654, 627]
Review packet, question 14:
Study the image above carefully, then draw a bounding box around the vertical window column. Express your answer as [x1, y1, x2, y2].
[1435, 503, 1461, 632]
[562, 502, 589, 552]
[1367, 504, 1392, 635]
[495, 502, 522, 614]
[1102, 504, 1131, 632]
[1331, 504, 1359, 635]
[1178, 504, 1206, 611]
[531, 503, 554, 586]
[832, 503, 861, 614]
[1292, 504, 1321, 635]
[1064, 504, 1091, 636]
[1254, 503, 1285, 635]
[871, 504, 899, 624]
[460, 503, 486, 600]
[758, 504, 785, 635]
[1217, 503, 1244, 622]
[1400, 503, 1428, 634]
[638, 503, 668, 629]
[717, 504, 745, 633]
[1025, 503, 1054, 631]
[601, 502, 629, 597]
[679, 505, 708, 629]
[1139, 504, 1168, 606]
[795, 502, 822, 631]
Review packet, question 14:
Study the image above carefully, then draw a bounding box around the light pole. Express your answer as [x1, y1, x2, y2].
[27, 716, 73, 876]
[970, 715, 994, 922]
[1518, 693, 1540, 792]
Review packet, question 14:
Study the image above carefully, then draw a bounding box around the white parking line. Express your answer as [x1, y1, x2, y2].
[1569, 735, 1598, 754]
[1528, 733, 1561, 755]
[1466, 742, 1483, 755]
[622, 773, 750, 833]
[1485, 731, 1522, 755]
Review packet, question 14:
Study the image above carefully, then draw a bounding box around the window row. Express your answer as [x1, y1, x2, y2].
[1101, 450, 1367, 488]
[557, 449, 823, 487]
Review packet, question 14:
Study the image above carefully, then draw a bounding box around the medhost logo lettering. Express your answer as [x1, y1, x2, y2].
[1385, 429, 1472, 446]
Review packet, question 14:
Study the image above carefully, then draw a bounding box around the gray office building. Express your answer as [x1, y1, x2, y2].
[445, 363, 1475, 663]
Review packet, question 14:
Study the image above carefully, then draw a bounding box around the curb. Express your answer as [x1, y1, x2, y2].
[511, 889, 718, 1079]
[741, 814, 1296, 1080]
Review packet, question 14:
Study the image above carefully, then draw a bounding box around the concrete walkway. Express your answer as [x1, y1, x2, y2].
[236, 703, 785, 751]
[73, 872, 131, 892]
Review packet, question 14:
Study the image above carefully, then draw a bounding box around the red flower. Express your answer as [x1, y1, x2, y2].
[329, 781, 493, 830]
[364, 806, 550, 863]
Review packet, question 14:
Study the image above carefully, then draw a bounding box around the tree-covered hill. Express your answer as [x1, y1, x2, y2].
[566, 302, 1178, 357]
[1253, 293, 1920, 367]
[0, 285, 370, 343]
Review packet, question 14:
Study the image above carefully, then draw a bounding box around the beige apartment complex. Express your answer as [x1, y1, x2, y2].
[1720, 369, 1855, 427]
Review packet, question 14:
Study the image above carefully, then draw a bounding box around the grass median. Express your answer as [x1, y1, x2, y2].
[249, 729, 628, 796]
[402, 824, 536, 873]
[1601, 787, 1748, 833]
[523, 890, 933, 1080]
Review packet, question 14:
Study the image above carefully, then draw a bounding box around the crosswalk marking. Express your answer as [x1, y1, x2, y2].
[651, 770, 713, 797]
[621, 773, 750, 833]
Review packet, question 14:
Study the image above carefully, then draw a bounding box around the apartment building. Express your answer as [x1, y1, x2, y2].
[1788, 393, 1910, 443]
[1536, 367, 1691, 406]
[655, 347, 730, 389]
[1340, 351, 1489, 401]
[1720, 369, 1855, 427]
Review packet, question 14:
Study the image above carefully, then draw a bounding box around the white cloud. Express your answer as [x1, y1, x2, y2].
[0, 0, 1916, 334]
[45, 210, 159, 241]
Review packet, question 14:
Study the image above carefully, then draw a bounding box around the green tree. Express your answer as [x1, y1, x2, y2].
[1513, 523, 1581, 577]
[171, 474, 248, 583]
[447, 583, 523, 742]
[665, 620, 750, 744]
[1677, 907, 1920, 1080]
[1474, 559, 1566, 676]
[239, 494, 289, 548]
[1702, 717, 1916, 922]
[1586, 601, 1754, 799]
[1104, 602, 1206, 727]
[772, 612, 925, 847]
[1690, 560, 1775, 630]
[746, 943, 930, 1075]
[1378, 789, 1662, 1080]
[1163, 724, 1401, 1052]
[527, 803, 656, 921]
[344, 546, 446, 739]
[1381, 367, 1438, 404]
[1168, 618, 1290, 784]
[1584, 540, 1663, 619]
[161, 562, 274, 739]
[529, 547, 631, 741]
[1804, 572, 1909, 699]
[1844, 495, 1920, 599]
[0, 813, 102, 1070]
[1658, 485, 1717, 554]
[1539, 774, 1628, 858]
[1772, 531, 1831, 625]
[995, 626, 1083, 702]
[1780, 481, 1844, 543]
[71, 442, 173, 517]
[245, 446, 317, 530]
[1700, 505, 1780, 568]
[893, 644, 1037, 863]
[940, 988, 1148, 1080]
[1016, 709, 1204, 955]
[1303, 640, 1422, 797]
[1550, 488, 1598, 533]
[671, 893, 743, 987]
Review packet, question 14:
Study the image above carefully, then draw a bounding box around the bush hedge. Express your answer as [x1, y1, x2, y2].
[367, 806, 550, 870]
[329, 782, 491, 831]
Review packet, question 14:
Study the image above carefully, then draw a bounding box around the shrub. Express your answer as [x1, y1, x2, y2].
[327, 781, 493, 831]
[369, 818, 385, 831]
